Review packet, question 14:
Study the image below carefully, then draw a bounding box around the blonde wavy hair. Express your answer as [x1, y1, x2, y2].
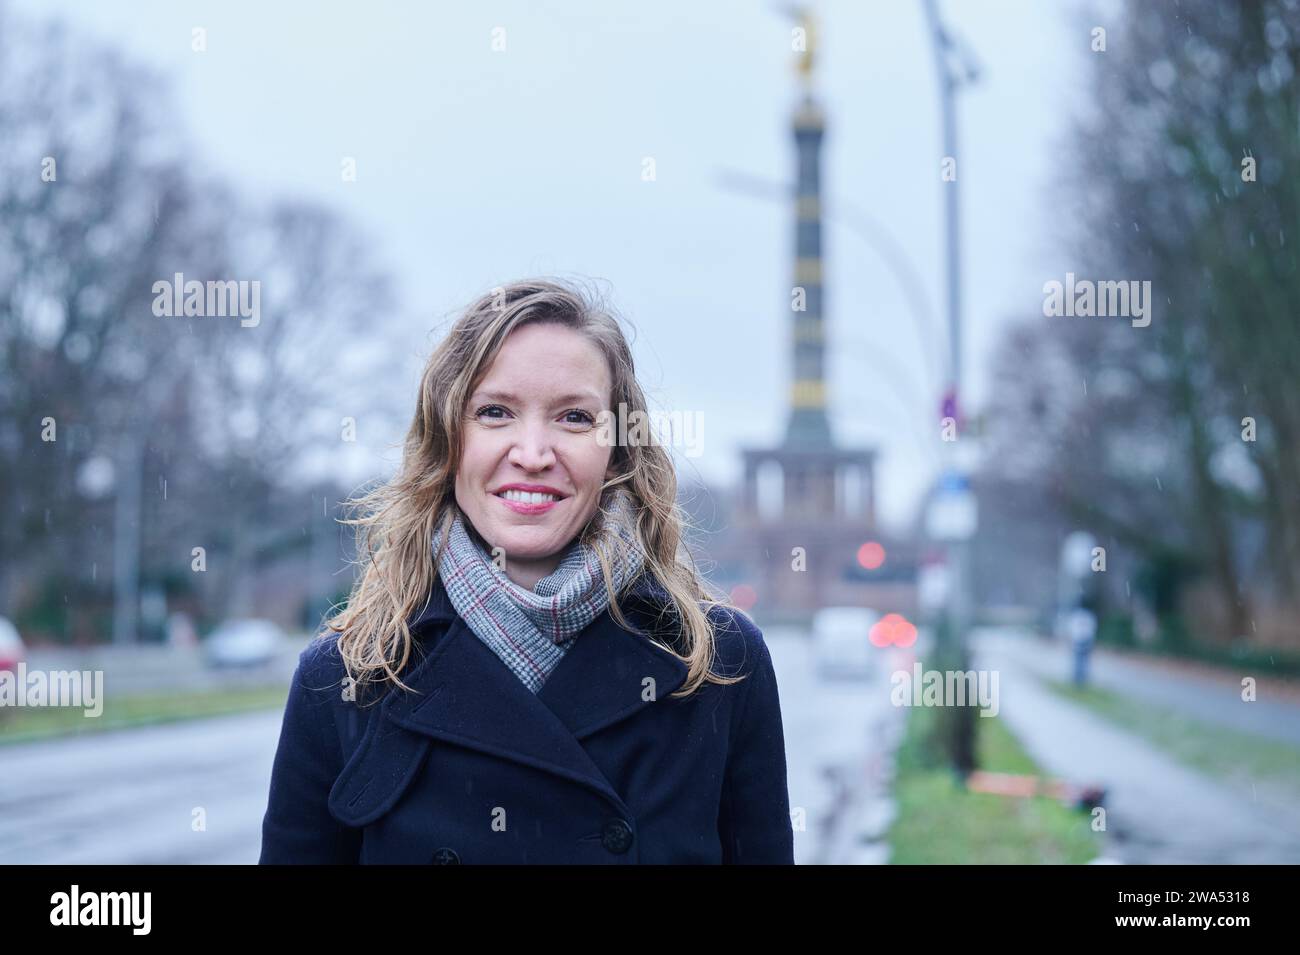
[324, 278, 744, 704]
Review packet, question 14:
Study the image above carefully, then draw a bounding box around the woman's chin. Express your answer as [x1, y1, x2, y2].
[494, 531, 564, 561]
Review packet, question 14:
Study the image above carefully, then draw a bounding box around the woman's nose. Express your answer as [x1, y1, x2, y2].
[507, 421, 556, 471]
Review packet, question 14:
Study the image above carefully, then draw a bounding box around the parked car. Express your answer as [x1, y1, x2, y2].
[812, 606, 879, 679]
[0, 615, 25, 672]
[203, 618, 284, 669]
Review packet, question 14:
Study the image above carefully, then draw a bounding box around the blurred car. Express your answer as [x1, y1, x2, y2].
[203, 618, 284, 668]
[0, 615, 25, 672]
[812, 606, 879, 679]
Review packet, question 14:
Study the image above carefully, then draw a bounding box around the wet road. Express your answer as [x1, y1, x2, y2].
[1, 629, 904, 864]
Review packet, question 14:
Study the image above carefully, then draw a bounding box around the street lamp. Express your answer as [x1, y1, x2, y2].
[922, 0, 981, 776]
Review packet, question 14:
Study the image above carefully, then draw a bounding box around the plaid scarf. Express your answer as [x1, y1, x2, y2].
[433, 487, 646, 693]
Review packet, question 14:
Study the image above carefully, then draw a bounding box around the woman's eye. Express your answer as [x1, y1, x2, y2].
[473, 405, 592, 426]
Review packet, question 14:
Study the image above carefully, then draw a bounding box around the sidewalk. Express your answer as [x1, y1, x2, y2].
[989, 629, 1300, 747]
[974, 630, 1300, 864]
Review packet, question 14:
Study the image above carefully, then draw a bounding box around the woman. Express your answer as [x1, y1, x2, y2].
[259, 278, 794, 864]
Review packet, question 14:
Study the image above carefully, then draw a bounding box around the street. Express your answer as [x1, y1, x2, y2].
[1, 628, 903, 864]
[0, 709, 280, 864]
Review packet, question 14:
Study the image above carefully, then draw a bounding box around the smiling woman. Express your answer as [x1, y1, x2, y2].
[455, 322, 616, 590]
[259, 277, 795, 865]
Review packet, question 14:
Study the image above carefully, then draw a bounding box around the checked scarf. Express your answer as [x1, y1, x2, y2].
[432, 487, 646, 692]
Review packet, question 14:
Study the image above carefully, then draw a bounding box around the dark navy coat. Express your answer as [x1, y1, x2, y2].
[259, 573, 795, 864]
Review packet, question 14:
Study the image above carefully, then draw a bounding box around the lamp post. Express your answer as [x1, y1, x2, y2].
[111, 366, 185, 645]
[922, 0, 980, 775]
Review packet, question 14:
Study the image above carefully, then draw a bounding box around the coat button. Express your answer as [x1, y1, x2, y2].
[431, 847, 460, 865]
[601, 819, 634, 854]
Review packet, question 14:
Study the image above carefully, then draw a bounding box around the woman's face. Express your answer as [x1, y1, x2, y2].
[454, 322, 616, 590]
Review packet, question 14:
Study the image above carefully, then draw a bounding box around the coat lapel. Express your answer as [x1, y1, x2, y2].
[535, 595, 689, 740]
[328, 574, 689, 826]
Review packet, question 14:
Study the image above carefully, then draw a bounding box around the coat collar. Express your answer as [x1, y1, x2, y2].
[328, 572, 689, 826]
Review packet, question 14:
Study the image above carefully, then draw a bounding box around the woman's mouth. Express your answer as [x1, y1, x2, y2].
[494, 488, 564, 514]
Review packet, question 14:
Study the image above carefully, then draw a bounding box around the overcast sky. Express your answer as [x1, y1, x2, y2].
[17, 0, 1090, 531]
